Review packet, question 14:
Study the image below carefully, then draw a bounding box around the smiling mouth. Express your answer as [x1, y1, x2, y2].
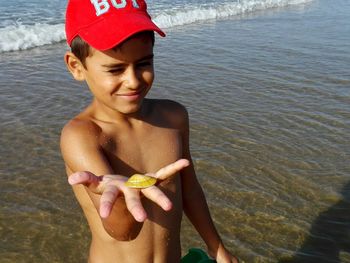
[117, 89, 144, 96]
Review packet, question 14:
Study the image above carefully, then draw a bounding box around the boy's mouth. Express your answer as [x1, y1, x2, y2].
[116, 88, 146, 101]
[118, 90, 143, 96]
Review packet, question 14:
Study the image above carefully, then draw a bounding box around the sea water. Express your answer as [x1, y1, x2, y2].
[0, 0, 349, 262]
[1, 0, 314, 52]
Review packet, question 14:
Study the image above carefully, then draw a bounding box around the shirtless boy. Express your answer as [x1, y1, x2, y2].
[61, 0, 238, 262]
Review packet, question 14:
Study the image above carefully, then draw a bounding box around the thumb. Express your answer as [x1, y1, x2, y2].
[155, 159, 190, 180]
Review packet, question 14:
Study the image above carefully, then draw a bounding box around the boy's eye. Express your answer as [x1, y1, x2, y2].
[108, 68, 123, 74]
[137, 61, 153, 67]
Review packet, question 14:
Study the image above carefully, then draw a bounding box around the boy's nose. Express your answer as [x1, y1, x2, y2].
[124, 67, 141, 90]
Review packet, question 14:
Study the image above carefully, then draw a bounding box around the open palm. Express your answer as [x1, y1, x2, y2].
[68, 159, 189, 222]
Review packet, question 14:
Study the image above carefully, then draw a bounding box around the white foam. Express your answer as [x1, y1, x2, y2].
[0, 23, 65, 52]
[154, 0, 314, 28]
[0, 0, 313, 53]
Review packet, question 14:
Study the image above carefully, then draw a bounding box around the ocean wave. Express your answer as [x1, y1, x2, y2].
[0, 23, 65, 53]
[0, 0, 313, 53]
[154, 0, 314, 28]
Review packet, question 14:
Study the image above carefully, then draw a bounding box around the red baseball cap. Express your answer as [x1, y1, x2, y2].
[65, 0, 165, 50]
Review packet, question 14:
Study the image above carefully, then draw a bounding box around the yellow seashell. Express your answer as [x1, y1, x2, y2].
[125, 174, 157, 189]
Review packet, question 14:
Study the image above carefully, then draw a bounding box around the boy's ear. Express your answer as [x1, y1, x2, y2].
[64, 52, 86, 81]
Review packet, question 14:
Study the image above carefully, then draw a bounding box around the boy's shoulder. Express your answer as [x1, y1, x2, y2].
[147, 98, 189, 127]
[61, 99, 188, 140]
[60, 112, 102, 151]
[149, 98, 187, 114]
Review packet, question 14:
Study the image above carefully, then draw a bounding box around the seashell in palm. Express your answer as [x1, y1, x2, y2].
[125, 174, 157, 188]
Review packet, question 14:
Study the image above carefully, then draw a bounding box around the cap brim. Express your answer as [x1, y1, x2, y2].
[77, 12, 165, 51]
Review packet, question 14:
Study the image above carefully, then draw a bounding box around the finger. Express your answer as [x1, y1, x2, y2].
[99, 184, 120, 218]
[123, 190, 147, 222]
[68, 171, 100, 185]
[142, 186, 172, 211]
[155, 159, 190, 180]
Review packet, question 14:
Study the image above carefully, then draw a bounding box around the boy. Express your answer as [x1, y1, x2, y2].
[61, 0, 238, 262]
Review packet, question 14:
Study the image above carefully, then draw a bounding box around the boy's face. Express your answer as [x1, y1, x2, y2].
[82, 34, 154, 115]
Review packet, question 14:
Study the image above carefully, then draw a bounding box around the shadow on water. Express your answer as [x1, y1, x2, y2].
[280, 182, 350, 263]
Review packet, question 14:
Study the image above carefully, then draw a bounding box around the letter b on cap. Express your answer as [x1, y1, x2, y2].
[91, 0, 140, 16]
[91, 0, 110, 16]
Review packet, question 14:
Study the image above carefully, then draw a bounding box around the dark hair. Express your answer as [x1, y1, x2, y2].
[70, 31, 155, 68]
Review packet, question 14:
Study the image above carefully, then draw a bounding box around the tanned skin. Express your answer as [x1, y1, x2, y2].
[61, 33, 238, 263]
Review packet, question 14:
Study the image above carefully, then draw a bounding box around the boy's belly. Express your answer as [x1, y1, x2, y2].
[89, 219, 182, 263]
[84, 177, 183, 263]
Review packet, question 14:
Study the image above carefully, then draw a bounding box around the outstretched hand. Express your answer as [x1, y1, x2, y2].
[68, 159, 190, 222]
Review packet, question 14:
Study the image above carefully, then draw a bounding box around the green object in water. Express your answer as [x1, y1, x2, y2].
[181, 248, 216, 263]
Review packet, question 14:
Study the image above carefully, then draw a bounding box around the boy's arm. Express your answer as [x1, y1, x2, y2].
[61, 119, 145, 240]
[179, 108, 238, 263]
[60, 119, 188, 241]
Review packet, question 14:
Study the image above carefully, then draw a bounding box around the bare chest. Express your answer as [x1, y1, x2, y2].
[99, 125, 182, 176]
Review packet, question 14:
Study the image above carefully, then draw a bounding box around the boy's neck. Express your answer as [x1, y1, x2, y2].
[88, 98, 149, 125]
